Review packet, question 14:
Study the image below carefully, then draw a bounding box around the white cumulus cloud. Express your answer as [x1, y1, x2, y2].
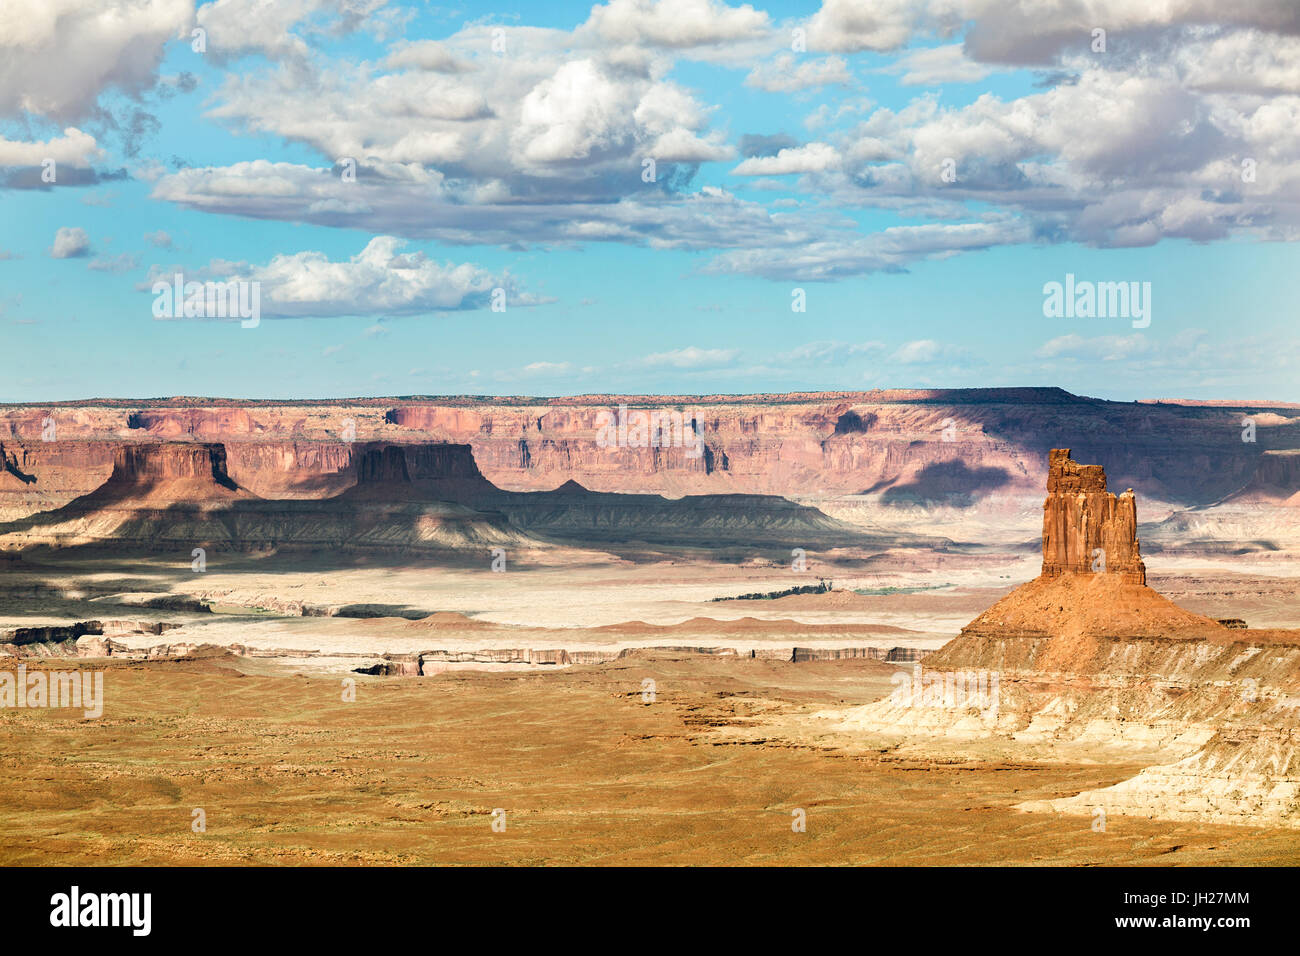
[50, 226, 91, 258]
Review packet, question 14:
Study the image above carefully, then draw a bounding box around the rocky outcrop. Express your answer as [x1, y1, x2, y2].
[1041, 448, 1145, 584]
[2, 621, 104, 646]
[0, 620, 184, 657]
[354, 657, 422, 677]
[0, 441, 531, 554]
[822, 447, 1300, 827]
[348, 442, 490, 494]
[98, 442, 244, 499]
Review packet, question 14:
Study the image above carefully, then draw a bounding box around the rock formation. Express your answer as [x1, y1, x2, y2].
[1223, 448, 1300, 506]
[0, 441, 115, 521]
[911, 450, 1216, 674]
[94, 442, 246, 500]
[225, 442, 354, 498]
[0, 439, 870, 553]
[346, 441, 492, 497]
[824, 447, 1300, 828]
[2, 390, 1296, 520]
[127, 408, 255, 437]
[0, 441, 527, 554]
[1041, 448, 1146, 584]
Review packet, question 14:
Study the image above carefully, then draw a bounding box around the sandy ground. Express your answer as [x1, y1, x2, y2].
[4, 652, 1300, 866]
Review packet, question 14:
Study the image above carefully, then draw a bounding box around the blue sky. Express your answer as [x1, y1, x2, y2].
[2, 0, 1298, 402]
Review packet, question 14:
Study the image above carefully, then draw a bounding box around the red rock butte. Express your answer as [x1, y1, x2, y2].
[96, 442, 246, 501]
[1041, 448, 1146, 585]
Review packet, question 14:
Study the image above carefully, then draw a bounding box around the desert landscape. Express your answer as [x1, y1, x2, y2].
[3, 391, 1299, 865]
[3, 0, 1298, 897]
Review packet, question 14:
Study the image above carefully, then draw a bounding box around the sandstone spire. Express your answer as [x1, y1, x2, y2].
[1041, 448, 1145, 584]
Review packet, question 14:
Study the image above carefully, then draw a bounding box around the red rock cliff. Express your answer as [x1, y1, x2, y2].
[344, 443, 493, 501]
[1041, 448, 1145, 584]
[1, 391, 1294, 519]
[95, 443, 245, 500]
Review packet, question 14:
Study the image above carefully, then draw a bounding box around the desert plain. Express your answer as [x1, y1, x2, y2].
[2, 390, 1300, 865]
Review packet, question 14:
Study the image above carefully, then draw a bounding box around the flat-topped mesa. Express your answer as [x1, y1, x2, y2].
[106, 442, 240, 493]
[351, 443, 487, 483]
[1042, 448, 1146, 584]
[346, 442, 495, 500]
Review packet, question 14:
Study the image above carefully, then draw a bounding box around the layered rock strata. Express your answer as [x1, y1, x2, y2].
[0, 440, 868, 552]
[0, 441, 527, 553]
[824, 449, 1300, 827]
[1041, 448, 1145, 584]
[3, 390, 1296, 519]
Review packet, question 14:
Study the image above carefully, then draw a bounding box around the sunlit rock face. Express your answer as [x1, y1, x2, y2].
[1042, 448, 1146, 585]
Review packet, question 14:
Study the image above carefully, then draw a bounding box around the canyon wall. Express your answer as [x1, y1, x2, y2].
[351, 441, 488, 487]
[1, 389, 1297, 519]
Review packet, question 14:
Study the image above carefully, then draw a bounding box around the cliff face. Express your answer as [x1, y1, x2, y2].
[127, 408, 256, 437]
[353, 442, 486, 484]
[384, 401, 1034, 497]
[0, 441, 115, 520]
[225, 442, 353, 498]
[379, 392, 1297, 503]
[92, 442, 245, 501]
[0, 440, 529, 554]
[345, 442, 492, 500]
[1041, 448, 1146, 584]
[1, 390, 1297, 519]
[110, 442, 235, 484]
[1224, 449, 1300, 506]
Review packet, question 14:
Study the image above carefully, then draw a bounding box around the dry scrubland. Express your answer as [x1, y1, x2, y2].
[6, 653, 1300, 866]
